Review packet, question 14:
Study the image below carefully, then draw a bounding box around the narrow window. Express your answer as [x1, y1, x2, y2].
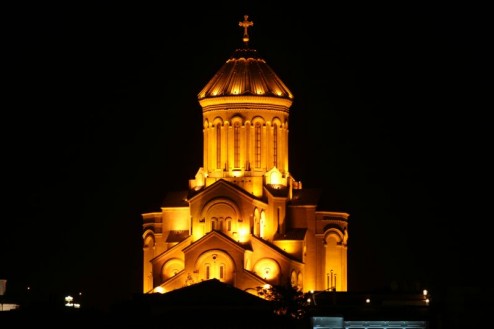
[255, 122, 261, 168]
[206, 265, 210, 280]
[260, 217, 265, 239]
[216, 124, 221, 169]
[234, 122, 240, 168]
[277, 207, 280, 233]
[273, 123, 278, 168]
[220, 265, 224, 279]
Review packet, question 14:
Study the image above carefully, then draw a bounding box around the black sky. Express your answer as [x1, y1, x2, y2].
[1, 2, 490, 309]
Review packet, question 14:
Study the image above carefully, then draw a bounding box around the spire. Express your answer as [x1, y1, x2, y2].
[239, 15, 254, 47]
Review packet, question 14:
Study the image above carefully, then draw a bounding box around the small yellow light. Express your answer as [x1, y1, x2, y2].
[237, 227, 249, 242]
[154, 286, 165, 294]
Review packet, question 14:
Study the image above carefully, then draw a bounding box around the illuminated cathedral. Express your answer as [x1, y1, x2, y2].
[141, 15, 349, 296]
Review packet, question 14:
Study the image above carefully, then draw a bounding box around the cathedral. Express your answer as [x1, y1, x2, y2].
[141, 15, 349, 296]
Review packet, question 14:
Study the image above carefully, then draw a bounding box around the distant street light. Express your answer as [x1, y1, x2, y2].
[65, 295, 74, 307]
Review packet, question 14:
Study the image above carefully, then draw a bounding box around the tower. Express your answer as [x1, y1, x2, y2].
[142, 15, 349, 296]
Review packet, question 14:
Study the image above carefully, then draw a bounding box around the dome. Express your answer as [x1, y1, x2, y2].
[197, 16, 294, 110]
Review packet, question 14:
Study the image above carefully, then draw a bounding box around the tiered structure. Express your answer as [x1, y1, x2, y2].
[142, 15, 349, 295]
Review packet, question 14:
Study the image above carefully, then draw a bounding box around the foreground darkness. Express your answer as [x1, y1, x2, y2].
[1, 281, 490, 328]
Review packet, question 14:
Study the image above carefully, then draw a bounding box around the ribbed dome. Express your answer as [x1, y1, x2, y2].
[197, 47, 294, 109]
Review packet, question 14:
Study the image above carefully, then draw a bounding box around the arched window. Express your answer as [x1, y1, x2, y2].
[219, 264, 225, 280]
[216, 124, 221, 169]
[254, 208, 260, 237]
[297, 272, 303, 290]
[234, 122, 240, 168]
[290, 270, 297, 287]
[255, 122, 262, 168]
[260, 210, 266, 239]
[273, 123, 278, 168]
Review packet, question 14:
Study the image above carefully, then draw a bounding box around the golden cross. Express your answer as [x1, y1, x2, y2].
[239, 15, 254, 46]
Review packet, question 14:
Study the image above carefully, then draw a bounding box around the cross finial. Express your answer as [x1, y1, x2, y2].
[239, 15, 254, 46]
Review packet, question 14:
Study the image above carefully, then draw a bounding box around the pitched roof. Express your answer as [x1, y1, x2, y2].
[123, 279, 273, 315]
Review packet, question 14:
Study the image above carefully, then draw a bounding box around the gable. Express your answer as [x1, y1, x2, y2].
[183, 230, 247, 255]
[188, 179, 262, 205]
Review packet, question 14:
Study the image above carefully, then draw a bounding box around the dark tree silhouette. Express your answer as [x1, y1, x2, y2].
[256, 284, 311, 320]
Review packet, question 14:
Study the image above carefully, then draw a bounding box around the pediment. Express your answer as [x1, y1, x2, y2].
[183, 230, 246, 255]
[187, 179, 259, 205]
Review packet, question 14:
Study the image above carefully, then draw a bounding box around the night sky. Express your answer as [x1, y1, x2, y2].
[2, 2, 489, 309]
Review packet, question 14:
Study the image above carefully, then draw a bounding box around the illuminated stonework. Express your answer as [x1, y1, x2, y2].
[142, 16, 349, 296]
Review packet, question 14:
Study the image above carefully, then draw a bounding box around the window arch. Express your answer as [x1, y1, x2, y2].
[253, 208, 261, 237]
[234, 121, 240, 168]
[273, 122, 278, 168]
[203, 199, 240, 236]
[143, 234, 155, 249]
[297, 272, 303, 290]
[290, 270, 297, 287]
[260, 210, 266, 239]
[211, 217, 225, 231]
[216, 124, 221, 169]
[255, 122, 262, 168]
